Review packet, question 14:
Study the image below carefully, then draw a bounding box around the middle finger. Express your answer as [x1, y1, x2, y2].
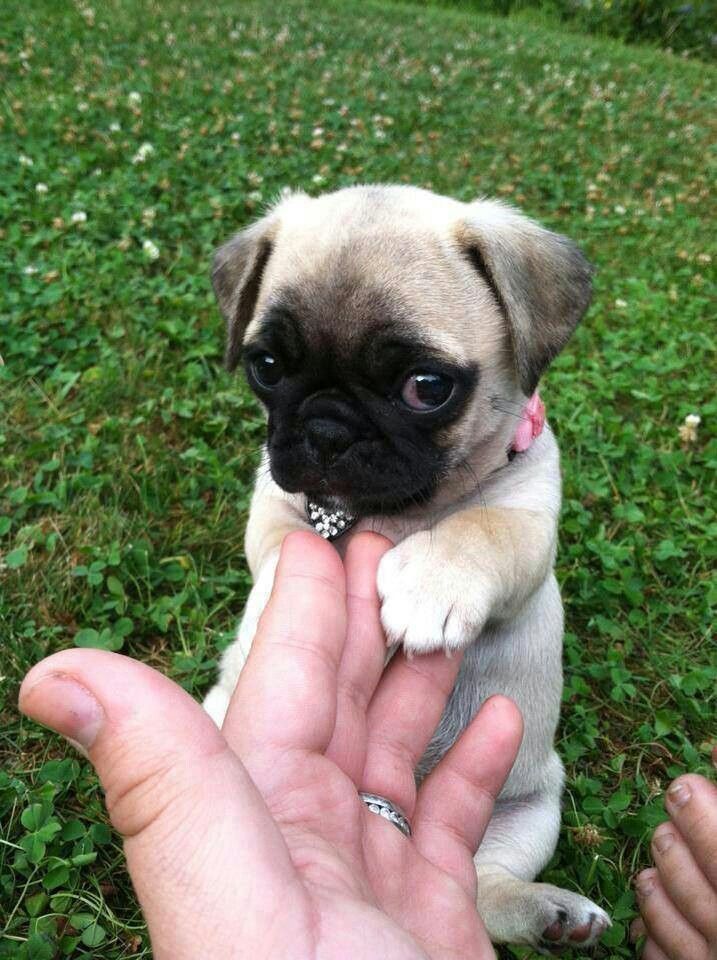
[651, 822, 717, 942]
[635, 869, 708, 960]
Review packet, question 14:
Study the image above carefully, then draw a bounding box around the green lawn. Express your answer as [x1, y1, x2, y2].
[1, 0, 715, 956]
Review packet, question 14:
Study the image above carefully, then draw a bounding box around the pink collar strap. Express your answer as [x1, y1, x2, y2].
[511, 391, 545, 454]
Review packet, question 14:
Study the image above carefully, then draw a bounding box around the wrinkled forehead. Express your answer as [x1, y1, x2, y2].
[250, 278, 453, 374]
[246, 226, 469, 361]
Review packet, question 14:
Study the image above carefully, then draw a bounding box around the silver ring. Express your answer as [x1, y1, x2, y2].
[359, 792, 412, 838]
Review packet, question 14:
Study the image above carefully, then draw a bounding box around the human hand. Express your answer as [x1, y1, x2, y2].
[19, 531, 523, 960]
[631, 754, 717, 960]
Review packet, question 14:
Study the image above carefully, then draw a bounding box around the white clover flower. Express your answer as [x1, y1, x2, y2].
[128, 91, 142, 106]
[142, 239, 160, 261]
[615, 298, 628, 309]
[23, 264, 39, 275]
[247, 190, 263, 203]
[131, 142, 154, 164]
[109, 121, 121, 132]
[19, 154, 34, 167]
[71, 210, 87, 224]
[678, 413, 701, 445]
[141, 207, 156, 226]
[311, 173, 325, 185]
[614, 204, 626, 215]
[35, 182, 48, 194]
[78, 101, 89, 112]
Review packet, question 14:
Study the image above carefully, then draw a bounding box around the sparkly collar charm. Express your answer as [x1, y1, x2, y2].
[306, 500, 358, 541]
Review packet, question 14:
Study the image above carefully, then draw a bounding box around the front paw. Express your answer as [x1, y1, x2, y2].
[376, 534, 494, 655]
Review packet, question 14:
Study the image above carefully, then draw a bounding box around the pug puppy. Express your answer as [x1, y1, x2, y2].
[203, 185, 610, 952]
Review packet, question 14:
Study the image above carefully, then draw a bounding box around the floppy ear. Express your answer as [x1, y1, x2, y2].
[455, 201, 593, 395]
[212, 214, 279, 371]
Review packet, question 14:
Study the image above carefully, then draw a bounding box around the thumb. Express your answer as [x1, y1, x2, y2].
[19, 649, 297, 960]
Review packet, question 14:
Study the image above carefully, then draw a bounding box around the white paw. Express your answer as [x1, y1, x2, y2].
[376, 533, 494, 655]
[528, 884, 611, 954]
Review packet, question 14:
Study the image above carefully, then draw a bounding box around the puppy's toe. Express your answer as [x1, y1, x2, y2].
[541, 911, 568, 942]
[380, 590, 444, 654]
[441, 603, 484, 650]
[534, 890, 610, 953]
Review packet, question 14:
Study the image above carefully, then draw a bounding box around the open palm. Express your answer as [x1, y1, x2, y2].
[20, 532, 523, 960]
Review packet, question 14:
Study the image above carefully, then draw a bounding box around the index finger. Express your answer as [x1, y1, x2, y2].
[324, 533, 394, 783]
[223, 531, 347, 767]
[664, 773, 717, 889]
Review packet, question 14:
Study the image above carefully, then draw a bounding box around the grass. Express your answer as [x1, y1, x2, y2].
[417, 0, 717, 61]
[1, 0, 715, 956]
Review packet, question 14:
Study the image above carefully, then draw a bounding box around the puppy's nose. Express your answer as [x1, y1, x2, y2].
[305, 417, 355, 461]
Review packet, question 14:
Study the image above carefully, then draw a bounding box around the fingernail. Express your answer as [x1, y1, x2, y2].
[667, 781, 691, 808]
[20, 673, 104, 750]
[635, 873, 655, 898]
[653, 831, 674, 855]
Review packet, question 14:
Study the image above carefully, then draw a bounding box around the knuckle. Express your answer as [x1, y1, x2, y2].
[368, 729, 416, 771]
[104, 753, 192, 839]
[338, 672, 369, 714]
[102, 737, 230, 841]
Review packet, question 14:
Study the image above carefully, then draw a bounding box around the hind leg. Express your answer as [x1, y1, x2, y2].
[475, 765, 610, 953]
[203, 552, 279, 727]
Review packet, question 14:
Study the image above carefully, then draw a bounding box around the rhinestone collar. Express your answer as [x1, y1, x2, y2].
[306, 500, 358, 541]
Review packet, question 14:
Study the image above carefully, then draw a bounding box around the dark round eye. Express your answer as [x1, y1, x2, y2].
[250, 352, 283, 389]
[400, 372, 454, 411]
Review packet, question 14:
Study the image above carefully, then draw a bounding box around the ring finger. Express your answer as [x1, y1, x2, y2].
[361, 646, 463, 817]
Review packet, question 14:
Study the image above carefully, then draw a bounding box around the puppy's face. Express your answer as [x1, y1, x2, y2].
[213, 186, 592, 514]
[243, 280, 479, 513]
